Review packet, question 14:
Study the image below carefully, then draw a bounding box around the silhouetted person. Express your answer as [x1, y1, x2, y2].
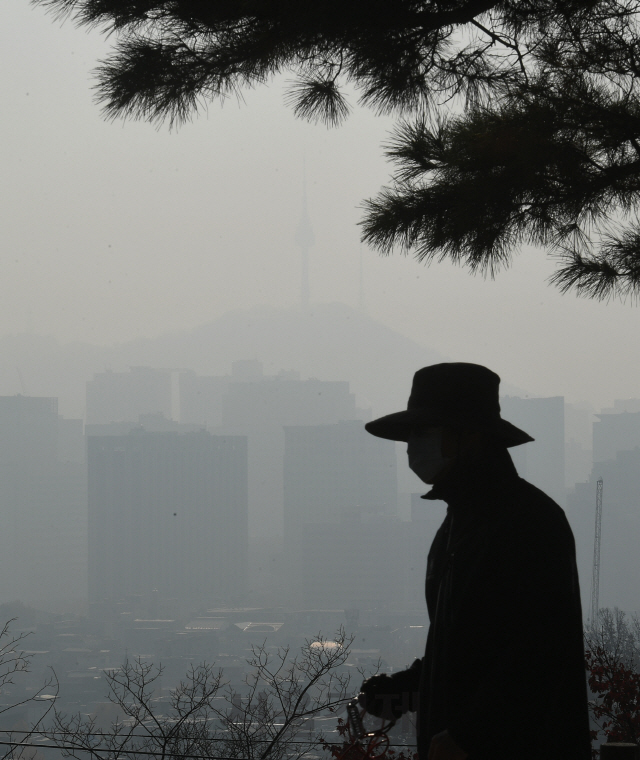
[359, 364, 590, 760]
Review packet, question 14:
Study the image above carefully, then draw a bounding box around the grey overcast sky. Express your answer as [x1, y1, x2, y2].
[3, 1, 640, 409]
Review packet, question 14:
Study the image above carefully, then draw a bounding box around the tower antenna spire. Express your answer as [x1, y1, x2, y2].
[295, 160, 314, 309]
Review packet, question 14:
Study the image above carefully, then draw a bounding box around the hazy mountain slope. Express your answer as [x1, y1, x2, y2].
[110, 303, 446, 414]
[0, 303, 526, 418]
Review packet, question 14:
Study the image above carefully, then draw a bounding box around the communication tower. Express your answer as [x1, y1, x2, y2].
[590, 477, 604, 625]
[295, 167, 314, 309]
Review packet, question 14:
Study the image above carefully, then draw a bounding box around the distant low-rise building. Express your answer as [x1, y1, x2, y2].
[295, 509, 441, 611]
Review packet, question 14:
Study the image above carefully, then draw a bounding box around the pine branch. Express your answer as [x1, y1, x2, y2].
[284, 76, 350, 126]
[551, 226, 640, 299]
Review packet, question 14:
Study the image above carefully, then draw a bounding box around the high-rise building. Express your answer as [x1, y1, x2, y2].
[86, 412, 203, 438]
[500, 396, 565, 506]
[283, 420, 397, 526]
[86, 367, 172, 424]
[219, 363, 370, 540]
[564, 402, 594, 490]
[0, 396, 86, 607]
[179, 371, 232, 429]
[222, 366, 364, 431]
[89, 361, 372, 602]
[593, 408, 640, 463]
[88, 431, 248, 608]
[283, 420, 397, 606]
[568, 449, 640, 613]
[567, 398, 640, 613]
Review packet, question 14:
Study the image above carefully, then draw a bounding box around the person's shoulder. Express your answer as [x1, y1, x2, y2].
[514, 477, 562, 510]
[508, 477, 573, 538]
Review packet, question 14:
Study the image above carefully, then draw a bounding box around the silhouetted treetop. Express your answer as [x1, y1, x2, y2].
[35, 0, 640, 299]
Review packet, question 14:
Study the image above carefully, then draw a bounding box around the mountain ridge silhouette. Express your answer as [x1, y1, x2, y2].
[0, 302, 527, 418]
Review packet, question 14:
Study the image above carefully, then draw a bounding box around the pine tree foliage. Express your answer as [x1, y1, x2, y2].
[34, 0, 640, 298]
[362, 1, 640, 298]
[35, 0, 560, 124]
[364, 78, 640, 292]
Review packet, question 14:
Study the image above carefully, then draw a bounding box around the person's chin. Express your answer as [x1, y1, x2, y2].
[427, 468, 451, 486]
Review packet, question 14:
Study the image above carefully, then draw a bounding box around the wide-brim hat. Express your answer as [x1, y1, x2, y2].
[365, 363, 533, 447]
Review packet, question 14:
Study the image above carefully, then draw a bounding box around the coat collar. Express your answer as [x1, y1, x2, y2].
[422, 444, 521, 511]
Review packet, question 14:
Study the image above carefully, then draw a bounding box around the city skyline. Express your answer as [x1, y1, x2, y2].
[0, 355, 634, 612]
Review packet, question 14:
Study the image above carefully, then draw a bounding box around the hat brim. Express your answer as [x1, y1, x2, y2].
[364, 409, 534, 448]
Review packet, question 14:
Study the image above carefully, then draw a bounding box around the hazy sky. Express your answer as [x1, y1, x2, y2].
[3, 1, 640, 409]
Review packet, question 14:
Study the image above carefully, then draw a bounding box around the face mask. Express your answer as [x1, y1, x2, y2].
[407, 428, 452, 484]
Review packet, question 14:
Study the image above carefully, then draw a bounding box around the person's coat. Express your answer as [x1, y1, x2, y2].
[389, 446, 591, 760]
